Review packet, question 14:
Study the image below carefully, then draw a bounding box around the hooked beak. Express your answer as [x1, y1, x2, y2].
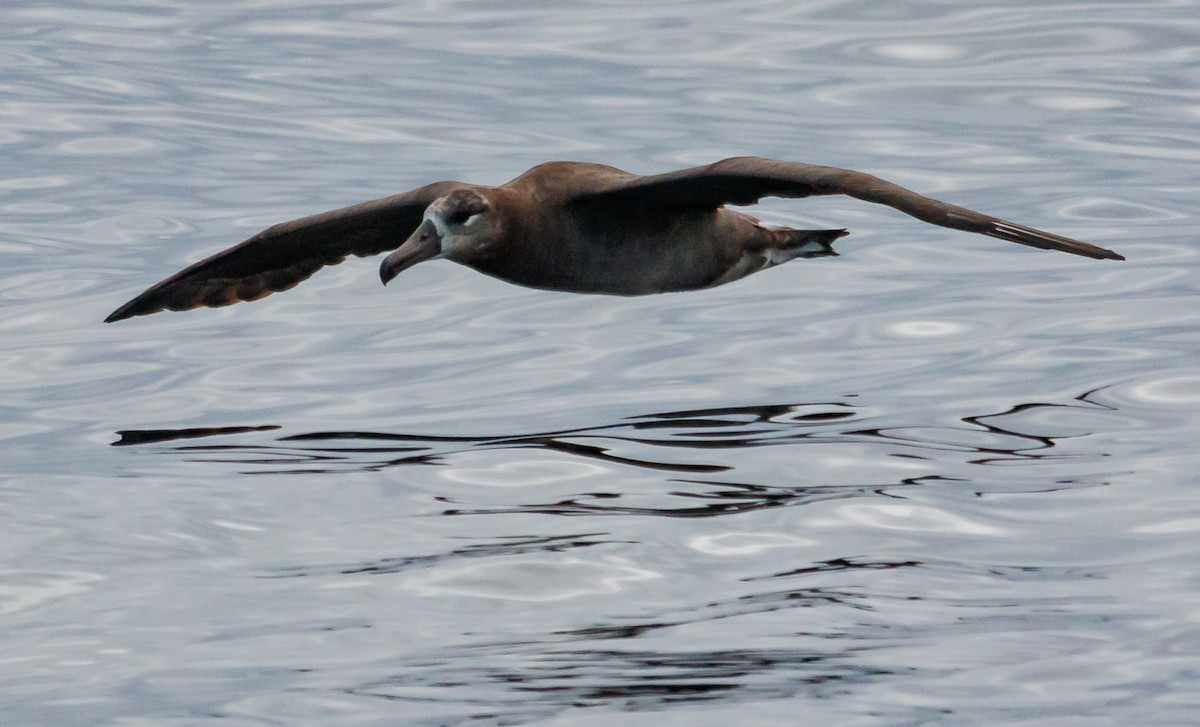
[379, 219, 442, 285]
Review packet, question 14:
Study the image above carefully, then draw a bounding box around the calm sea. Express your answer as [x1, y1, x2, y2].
[3, 1, 1198, 724]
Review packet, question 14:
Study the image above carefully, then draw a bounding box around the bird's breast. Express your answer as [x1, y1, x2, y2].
[469, 208, 760, 296]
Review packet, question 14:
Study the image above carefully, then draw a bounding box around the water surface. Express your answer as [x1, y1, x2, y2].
[3, 1, 1199, 724]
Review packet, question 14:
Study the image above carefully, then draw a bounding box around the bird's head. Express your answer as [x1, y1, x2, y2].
[380, 189, 498, 285]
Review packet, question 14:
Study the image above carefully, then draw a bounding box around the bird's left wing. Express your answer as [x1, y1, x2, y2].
[105, 181, 464, 322]
[569, 156, 1123, 261]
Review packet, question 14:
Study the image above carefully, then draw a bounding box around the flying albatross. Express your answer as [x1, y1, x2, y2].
[105, 157, 1123, 322]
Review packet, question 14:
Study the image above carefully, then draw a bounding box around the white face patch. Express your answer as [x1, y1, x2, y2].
[425, 205, 488, 258]
[424, 208, 449, 239]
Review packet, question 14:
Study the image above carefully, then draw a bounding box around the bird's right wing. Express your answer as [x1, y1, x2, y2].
[105, 181, 465, 322]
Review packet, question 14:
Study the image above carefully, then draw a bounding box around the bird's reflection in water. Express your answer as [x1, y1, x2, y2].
[112, 391, 1114, 511]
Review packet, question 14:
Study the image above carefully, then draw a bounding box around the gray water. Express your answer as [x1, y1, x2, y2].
[3, 1, 1199, 725]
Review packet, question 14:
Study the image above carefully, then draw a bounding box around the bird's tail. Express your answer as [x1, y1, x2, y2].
[768, 228, 848, 263]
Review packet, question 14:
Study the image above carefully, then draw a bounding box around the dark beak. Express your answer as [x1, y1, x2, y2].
[379, 219, 442, 285]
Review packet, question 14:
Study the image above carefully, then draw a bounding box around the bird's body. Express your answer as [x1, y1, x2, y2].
[105, 157, 1123, 323]
[457, 162, 829, 295]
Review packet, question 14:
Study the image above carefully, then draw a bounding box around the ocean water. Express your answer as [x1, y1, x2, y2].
[3, 1, 1199, 724]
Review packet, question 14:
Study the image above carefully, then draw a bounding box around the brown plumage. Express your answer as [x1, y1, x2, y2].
[105, 157, 1123, 323]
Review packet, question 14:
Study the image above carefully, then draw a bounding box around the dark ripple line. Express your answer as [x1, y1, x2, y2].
[350, 646, 908, 714]
[110, 392, 1117, 480]
[439, 477, 929, 520]
[266, 532, 620, 579]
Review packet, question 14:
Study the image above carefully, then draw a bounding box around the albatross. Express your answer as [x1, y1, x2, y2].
[105, 157, 1123, 322]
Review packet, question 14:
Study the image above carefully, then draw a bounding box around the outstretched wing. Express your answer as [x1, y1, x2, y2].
[105, 181, 465, 322]
[570, 156, 1123, 261]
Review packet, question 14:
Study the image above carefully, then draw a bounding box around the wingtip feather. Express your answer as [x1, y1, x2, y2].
[987, 221, 1123, 261]
[104, 299, 148, 323]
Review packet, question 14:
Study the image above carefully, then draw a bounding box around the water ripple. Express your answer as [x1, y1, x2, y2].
[3, 0, 1199, 724]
